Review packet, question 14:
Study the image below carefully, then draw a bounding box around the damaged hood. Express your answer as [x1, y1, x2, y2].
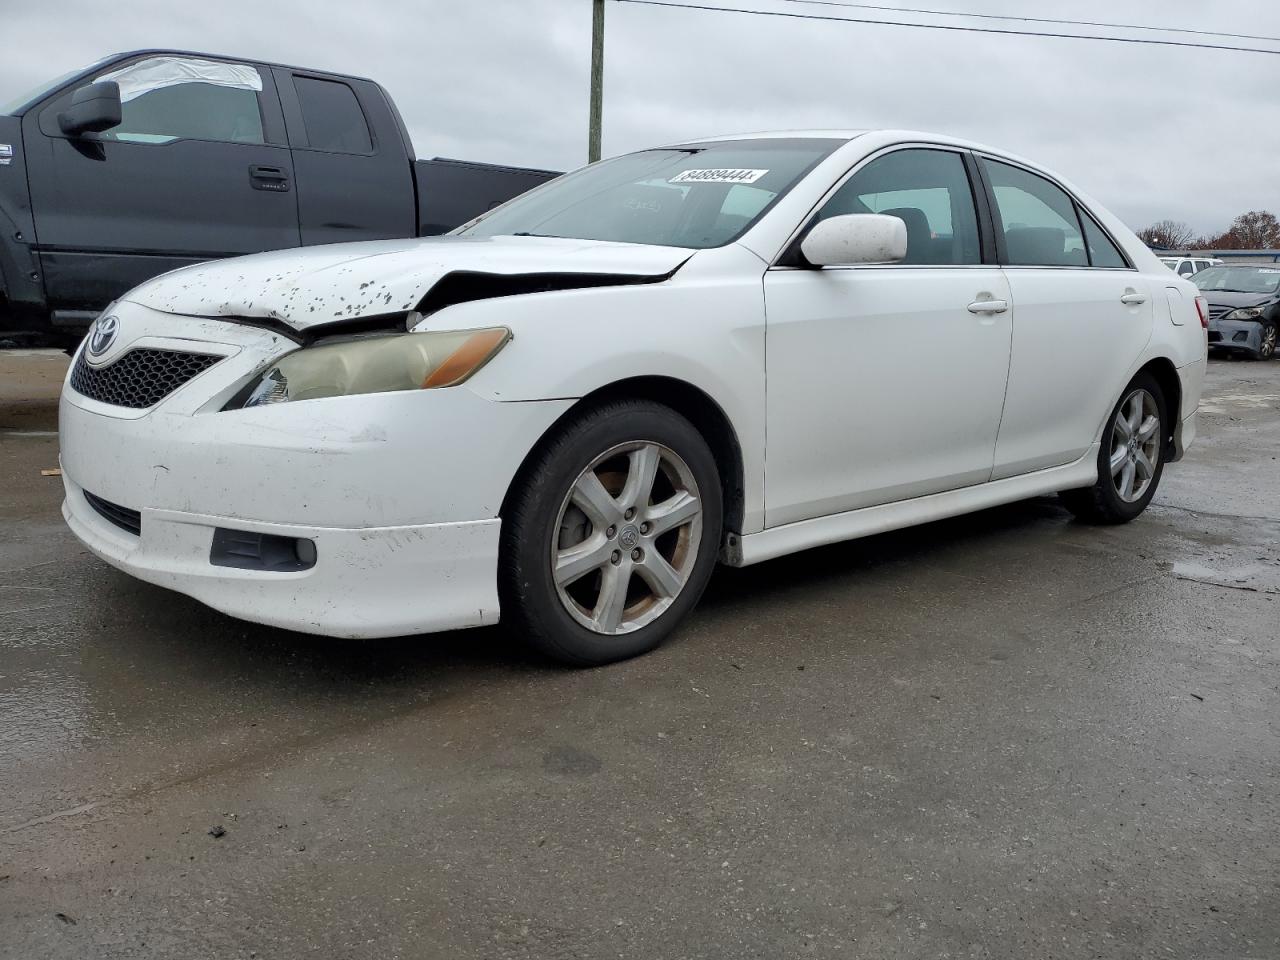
[1199, 290, 1278, 310]
[123, 235, 693, 331]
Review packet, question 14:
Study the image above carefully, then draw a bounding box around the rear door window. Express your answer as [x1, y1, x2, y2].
[293, 76, 372, 153]
[814, 148, 982, 265]
[983, 158, 1087, 267]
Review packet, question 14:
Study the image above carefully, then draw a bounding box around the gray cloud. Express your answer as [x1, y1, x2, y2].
[3, 0, 1278, 235]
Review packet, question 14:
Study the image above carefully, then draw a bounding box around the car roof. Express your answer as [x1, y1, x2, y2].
[665, 129, 1055, 168]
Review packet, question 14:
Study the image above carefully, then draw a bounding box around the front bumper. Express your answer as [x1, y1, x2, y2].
[63, 473, 502, 637]
[1207, 318, 1263, 354]
[58, 305, 574, 637]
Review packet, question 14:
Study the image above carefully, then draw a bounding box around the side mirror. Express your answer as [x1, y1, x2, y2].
[58, 81, 122, 137]
[800, 213, 907, 267]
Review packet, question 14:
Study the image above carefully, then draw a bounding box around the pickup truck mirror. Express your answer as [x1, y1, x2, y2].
[58, 81, 123, 137]
[800, 213, 908, 267]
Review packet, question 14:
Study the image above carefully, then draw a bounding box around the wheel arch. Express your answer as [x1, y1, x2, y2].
[499, 375, 747, 540]
[1133, 356, 1182, 459]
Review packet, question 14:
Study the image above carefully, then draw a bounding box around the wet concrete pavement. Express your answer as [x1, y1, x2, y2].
[1, 354, 1277, 959]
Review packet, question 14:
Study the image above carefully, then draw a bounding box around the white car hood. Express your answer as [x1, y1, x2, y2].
[122, 235, 692, 331]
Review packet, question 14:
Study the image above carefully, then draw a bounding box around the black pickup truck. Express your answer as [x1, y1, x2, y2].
[0, 50, 559, 347]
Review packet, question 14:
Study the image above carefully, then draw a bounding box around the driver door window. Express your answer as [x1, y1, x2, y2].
[95, 57, 266, 145]
[813, 148, 982, 265]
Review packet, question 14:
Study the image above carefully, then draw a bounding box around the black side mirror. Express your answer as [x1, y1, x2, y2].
[57, 81, 122, 137]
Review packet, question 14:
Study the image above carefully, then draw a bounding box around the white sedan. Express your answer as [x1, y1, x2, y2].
[60, 130, 1208, 665]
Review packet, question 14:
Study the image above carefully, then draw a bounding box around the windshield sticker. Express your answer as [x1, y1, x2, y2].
[670, 168, 769, 184]
[1259, 268, 1280, 274]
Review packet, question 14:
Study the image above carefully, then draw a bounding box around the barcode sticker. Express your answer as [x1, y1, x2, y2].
[670, 168, 768, 184]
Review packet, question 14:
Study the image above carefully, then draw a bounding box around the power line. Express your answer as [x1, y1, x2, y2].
[774, 0, 1280, 46]
[613, 0, 1280, 56]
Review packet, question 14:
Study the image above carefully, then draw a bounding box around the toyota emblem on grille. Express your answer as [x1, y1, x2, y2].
[87, 315, 119, 357]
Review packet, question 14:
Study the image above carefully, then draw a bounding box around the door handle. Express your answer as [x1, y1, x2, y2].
[967, 299, 1009, 314]
[249, 164, 290, 193]
[1120, 292, 1147, 305]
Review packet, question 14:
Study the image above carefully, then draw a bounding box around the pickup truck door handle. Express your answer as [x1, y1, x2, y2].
[967, 299, 1009, 314]
[1120, 291, 1147, 305]
[249, 164, 291, 193]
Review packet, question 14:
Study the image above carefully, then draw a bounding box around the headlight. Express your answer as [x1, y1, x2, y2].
[1223, 307, 1265, 320]
[227, 327, 510, 409]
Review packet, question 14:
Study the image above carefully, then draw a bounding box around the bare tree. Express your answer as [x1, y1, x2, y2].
[1224, 210, 1280, 249]
[1137, 220, 1198, 249]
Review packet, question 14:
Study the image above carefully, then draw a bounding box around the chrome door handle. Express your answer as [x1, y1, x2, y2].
[1120, 293, 1147, 305]
[967, 299, 1008, 314]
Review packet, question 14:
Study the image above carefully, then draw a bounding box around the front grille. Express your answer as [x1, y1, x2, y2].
[70, 348, 220, 409]
[1207, 331, 1222, 342]
[83, 490, 141, 536]
[1208, 305, 1232, 321]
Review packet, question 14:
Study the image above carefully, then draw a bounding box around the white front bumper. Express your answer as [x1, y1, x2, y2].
[63, 473, 501, 637]
[58, 304, 574, 637]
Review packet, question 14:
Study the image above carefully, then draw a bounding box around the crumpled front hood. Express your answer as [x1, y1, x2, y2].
[1202, 290, 1278, 310]
[123, 235, 692, 331]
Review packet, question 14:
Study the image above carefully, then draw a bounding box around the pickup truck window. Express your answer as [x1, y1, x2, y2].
[94, 57, 266, 145]
[294, 77, 373, 154]
[3, 61, 107, 115]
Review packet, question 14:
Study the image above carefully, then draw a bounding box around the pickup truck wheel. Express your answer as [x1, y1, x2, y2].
[500, 400, 722, 666]
[1059, 373, 1166, 524]
[1256, 321, 1277, 360]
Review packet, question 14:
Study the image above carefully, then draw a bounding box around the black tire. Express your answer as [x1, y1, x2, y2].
[500, 399, 723, 666]
[1255, 321, 1277, 361]
[1059, 372, 1167, 524]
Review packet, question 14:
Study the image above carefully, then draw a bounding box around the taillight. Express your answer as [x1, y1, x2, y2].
[1194, 296, 1209, 329]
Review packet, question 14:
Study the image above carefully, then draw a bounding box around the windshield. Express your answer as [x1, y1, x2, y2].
[457, 138, 843, 249]
[1192, 266, 1280, 294]
[1, 57, 113, 115]
[1160, 259, 1179, 269]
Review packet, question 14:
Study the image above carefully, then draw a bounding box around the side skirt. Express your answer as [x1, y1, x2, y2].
[726, 445, 1100, 568]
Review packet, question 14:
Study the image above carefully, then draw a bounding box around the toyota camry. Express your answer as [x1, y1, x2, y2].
[60, 130, 1208, 664]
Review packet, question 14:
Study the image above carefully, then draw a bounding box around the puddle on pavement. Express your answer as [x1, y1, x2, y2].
[1172, 558, 1280, 595]
[1198, 393, 1280, 415]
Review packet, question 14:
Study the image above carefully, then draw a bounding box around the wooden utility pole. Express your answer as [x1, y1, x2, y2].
[588, 0, 605, 163]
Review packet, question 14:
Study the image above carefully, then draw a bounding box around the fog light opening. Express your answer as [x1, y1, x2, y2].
[210, 528, 317, 572]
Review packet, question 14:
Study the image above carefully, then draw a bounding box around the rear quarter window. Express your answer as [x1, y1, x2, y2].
[293, 76, 373, 153]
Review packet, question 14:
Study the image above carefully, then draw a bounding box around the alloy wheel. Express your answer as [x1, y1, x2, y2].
[1260, 324, 1277, 360]
[551, 441, 703, 635]
[1110, 388, 1161, 503]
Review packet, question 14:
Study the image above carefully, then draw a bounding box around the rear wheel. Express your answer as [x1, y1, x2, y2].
[500, 400, 722, 666]
[1059, 373, 1166, 524]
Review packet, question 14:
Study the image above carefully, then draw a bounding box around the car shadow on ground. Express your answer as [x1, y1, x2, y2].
[77, 495, 1078, 700]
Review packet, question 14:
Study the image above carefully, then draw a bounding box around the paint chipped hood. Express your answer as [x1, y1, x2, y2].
[122, 234, 693, 331]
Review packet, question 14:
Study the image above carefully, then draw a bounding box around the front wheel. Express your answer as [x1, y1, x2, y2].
[1255, 321, 1277, 360]
[500, 400, 723, 666]
[1059, 373, 1167, 524]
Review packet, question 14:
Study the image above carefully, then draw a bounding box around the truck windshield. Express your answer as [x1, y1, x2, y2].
[457, 138, 843, 250]
[1, 57, 113, 115]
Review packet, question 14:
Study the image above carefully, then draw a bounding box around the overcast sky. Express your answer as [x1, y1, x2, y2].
[4, 0, 1278, 235]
